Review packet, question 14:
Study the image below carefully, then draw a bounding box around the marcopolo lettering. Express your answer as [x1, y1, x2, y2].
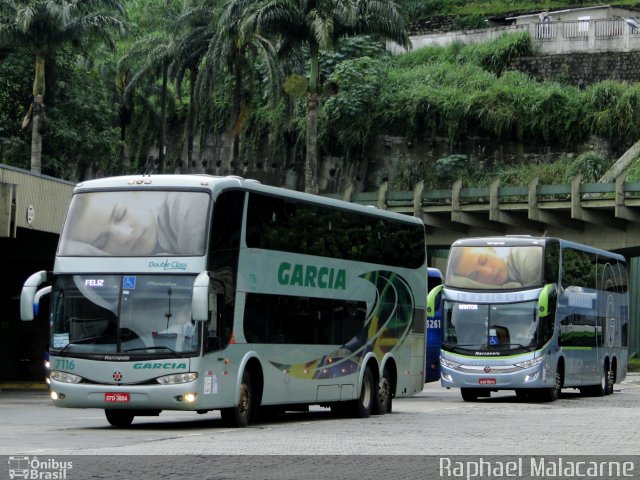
[277, 262, 346, 290]
[133, 362, 188, 369]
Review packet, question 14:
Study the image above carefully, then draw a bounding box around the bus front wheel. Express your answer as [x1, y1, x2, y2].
[221, 370, 253, 427]
[105, 409, 134, 427]
[460, 388, 481, 402]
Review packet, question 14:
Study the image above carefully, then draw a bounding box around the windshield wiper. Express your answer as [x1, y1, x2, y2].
[56, 335, 114, 354]
[124, 346, 184, 357]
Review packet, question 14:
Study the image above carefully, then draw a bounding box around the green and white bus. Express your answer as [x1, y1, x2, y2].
[431, 236, 628, 402]
[21, 175, 427, 426]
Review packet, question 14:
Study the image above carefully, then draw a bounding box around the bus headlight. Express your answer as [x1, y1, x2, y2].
[156, 373, 198, 385]
[515, 357, 544, 369]
[440, 358, 461, 369]
[50, 371, 83, 384]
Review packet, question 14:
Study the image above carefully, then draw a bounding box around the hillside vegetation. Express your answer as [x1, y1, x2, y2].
[383, 33, 640, 189]
[2, 0, 640, 191]
[397, 0, 640, 20]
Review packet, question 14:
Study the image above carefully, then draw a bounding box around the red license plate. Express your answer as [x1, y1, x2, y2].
[105, 392, 130, 402]
[479, 378, 496, 385]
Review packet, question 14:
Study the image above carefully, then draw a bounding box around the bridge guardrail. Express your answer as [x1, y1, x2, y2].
[327, 176, 640, 234]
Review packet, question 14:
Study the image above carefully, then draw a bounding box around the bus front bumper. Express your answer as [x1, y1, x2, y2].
[48, 380, 208, 411]
[439, 362, 552, 390]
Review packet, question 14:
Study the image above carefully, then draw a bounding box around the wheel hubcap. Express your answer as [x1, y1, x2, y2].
[239, 384, 250, 416]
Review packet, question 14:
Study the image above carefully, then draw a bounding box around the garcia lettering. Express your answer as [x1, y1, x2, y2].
[133, 362, 188, 369]
[277, 262, 346, 290]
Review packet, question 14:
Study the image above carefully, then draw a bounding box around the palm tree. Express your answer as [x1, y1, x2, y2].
[170, 1, 222, 173]
[235, 0, 411, 193]
[120, 0, 209, 174]
[195, 0, 282, 173]
[0, 0, 126, 174]
[120, 30, 176, 174]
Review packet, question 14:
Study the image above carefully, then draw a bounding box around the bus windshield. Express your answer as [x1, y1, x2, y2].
[445, 245, 543, 289]
[58, 190, 210, 256]
[442, 300, 542, 354]
[51, 275, 200, 356]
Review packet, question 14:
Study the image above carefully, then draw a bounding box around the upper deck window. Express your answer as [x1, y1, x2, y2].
[58, 191, 209, 256]
[445, 245, 543, 290]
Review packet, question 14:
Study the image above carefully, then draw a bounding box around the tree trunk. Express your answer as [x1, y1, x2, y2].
[187, 67, 200, 172]
[305, 92, 319, 194]
[30, 95, 44, 174]
[304, 45, 320, 194]
[116, 70, 131, 174]
[305, 50, 320, 194]
[158, 61, 169, 174]
[29, 53, 47, 174]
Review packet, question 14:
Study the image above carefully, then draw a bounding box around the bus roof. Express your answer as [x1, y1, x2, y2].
[451, 235, 547, 248]
[73, 174, 425, 226]
[450, 236, 625, 261]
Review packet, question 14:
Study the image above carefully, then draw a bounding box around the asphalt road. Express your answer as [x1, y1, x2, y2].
[1, 374, 639, 456]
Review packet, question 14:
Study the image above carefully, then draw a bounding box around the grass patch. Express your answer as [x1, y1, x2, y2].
[628, 356, 640, 373]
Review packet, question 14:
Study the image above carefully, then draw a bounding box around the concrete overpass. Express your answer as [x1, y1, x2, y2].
[328, 176, 640, 256]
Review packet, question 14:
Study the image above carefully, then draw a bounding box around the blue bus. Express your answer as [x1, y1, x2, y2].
[432, 236, 628, 402]
[425, 268, 443, 382]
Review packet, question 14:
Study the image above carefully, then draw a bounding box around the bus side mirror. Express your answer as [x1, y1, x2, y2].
[34, 286, 52, 316]
[427, 284, 443, 320]
[192, 271, 210, 322]
[538, 284, 556, 318]
[20, 270, 49, 321]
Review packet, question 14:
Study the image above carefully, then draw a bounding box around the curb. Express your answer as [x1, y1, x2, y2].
[0, 382, 48, 391]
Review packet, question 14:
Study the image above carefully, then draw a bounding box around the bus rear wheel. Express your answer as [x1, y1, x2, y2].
[580, 366, 607, 397]
[221, 370, 253, 427]
[105, 409, 134, 427]
[373, 366, 392, 415]
[354, 367, 375, 418]
[605, 366, 615, 395]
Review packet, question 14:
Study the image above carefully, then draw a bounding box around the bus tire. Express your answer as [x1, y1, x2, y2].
[373, 366, 392, 415]
[350, 367, 375, 418]
[515, 389, 532, 401]
[460, 388, 480, 402]
[105, 409, 134, 427]
[581, 366, 607, 397]
[221, 370, 253, 427]
[533, 363, 562, 402]
[605, 365, 614, 395]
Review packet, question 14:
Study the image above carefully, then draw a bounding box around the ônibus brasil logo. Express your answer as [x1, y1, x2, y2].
[8, 456, 73, 479]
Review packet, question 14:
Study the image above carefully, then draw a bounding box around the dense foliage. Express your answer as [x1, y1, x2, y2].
[2, 0, 640, 188]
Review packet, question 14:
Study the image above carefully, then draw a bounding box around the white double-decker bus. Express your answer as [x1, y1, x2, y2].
[433, 236, 628, 402]
[21, 175, 427, 426]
